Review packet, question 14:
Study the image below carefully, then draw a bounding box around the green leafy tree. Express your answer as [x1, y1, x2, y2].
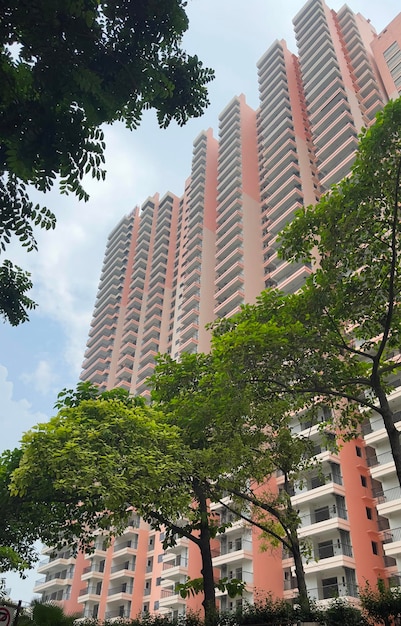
[0, 0, 214, 324]
[278, 96, 401, 487]
[150, 352, 253, 624]
[9, 385, 191, 556]
[360, 579, 401, 626]
[0, 447, 54, 575]
[209, 289, 369, 613]
[17, 600, 80, 626]
[8, 378, 243, 624]
[151, 351, 319, 616]
[218, 430, 315, 615]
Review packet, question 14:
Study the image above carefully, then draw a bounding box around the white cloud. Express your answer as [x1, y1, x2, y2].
[20, 360, 59, 396]
[0, 365, 48, 451]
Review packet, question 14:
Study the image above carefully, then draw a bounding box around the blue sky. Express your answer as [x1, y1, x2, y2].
[1, 0, 400, 603]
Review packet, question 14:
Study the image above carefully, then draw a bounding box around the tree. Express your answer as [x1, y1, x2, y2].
[151, 351, 318, 616]
[8, 379, 244, 624]
[210, 288, 372, 612]
[9, 385, 191, 556]
[218, 433, 315, 615]
[150, 352, 252, 624]
[360, 579, 401, 626]
[0, 0, 214, 324]
[17, 600, 80, 626]
[0, 447, 51, 575]
[278, 96, 401, 487]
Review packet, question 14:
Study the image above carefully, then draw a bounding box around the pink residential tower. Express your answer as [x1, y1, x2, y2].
[33, 0, 401, 619]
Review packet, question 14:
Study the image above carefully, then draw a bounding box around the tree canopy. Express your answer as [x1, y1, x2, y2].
[9, 388, 190, 553]
[278, 96, 401, 485]
[0, 0, 214, 325]
[0, 447, 46, 575]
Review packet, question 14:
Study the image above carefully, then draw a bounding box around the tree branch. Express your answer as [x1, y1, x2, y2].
[374, 155, 401, 371]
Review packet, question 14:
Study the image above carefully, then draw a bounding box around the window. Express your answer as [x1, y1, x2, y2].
[318, 540, 334, 559]
[322, 577, 338, 599]
[158, 554, 164, 563]
[372, 541, 378, 555]
[156, 577, 161, 586]
[314, 506, 330, 523]
[356, 446, 362, 457]
[361, 475, 367, 487]
[366, 507, 372, 520]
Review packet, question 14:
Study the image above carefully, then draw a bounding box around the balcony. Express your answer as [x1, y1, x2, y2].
[105, 607, 131, 620]
[162, 556, 189, 581]
[81, 562, 105, 581]
[37, 551, 74, 573]
[213, 537, 253, 567]
[298, 504, 349, 538]
[292, 472, 345, 506]
[308, 581, 358, 603]
[107, 583, 134, 602]
[34, 571, 73, 593]
[304, 541, 355, 575]
[374, 485, 401, 504]
[159, 588, 187, 609]
[78, 584, 102, 602]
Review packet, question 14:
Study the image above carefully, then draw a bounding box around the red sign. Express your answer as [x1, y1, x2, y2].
[0, 606, 14, 626]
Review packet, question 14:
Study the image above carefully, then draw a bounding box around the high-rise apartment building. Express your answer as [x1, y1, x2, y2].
[34, 0, 401, 619]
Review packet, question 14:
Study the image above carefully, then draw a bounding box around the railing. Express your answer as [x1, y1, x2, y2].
[382, 527, 401, 544]
[35, 571, 70, 586]
[105, 609, 130, 619]
[308, 582, 358, 601]
[108, 584, 133, 596]
[316, 541, 353, 560]
[361, 410, 401, 435]
[110, 561, 135, 574]
[300, 505, 347, 527]
[163, 557, 189, 570]
[114, 539, 137, 552]
[384, 555, 397, 567]
[223, 570, 253, 585]
[79, 585, 101, 597]
[388, 572, 401, 587]
[294, 472, 343, 495]
[367, 450, 394, 468]
[284, 577, 298, 591]
[82, 563, 105, 575]
[42, 589, 71, 602]
[374, 485, 401, 503]
[219, 538, 252, 556]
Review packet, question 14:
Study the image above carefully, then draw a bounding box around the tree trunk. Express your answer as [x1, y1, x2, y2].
[193, 480, 217, 626]
[284, 479, 310, 615]
[290, 530, 310, 615]
[375, 382, 401, 489]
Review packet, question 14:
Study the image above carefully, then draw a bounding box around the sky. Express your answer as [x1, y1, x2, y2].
[1, 0, 400, 604]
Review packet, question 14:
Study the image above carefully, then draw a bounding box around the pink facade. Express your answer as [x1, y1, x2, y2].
[371, 13, 401, 100]
[34, 0, 401, 618]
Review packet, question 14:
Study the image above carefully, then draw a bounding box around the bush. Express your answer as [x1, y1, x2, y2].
[318, 598, 368, 626]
